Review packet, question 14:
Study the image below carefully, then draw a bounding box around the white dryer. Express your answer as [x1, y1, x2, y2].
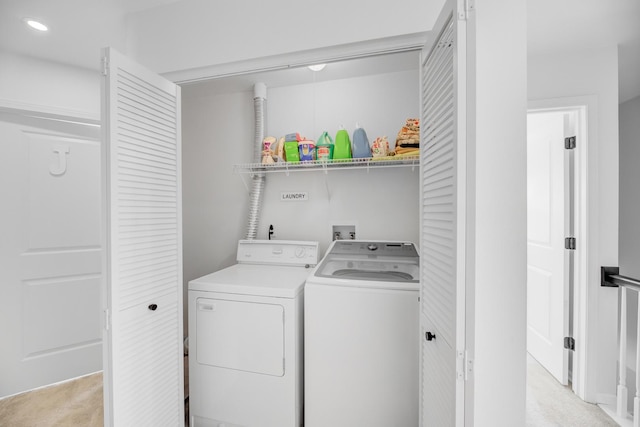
[304, 240, 419, 427]
[188, 240, 319, 427]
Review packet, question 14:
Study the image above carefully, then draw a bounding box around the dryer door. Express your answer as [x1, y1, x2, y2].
[196, 298, 284, 376]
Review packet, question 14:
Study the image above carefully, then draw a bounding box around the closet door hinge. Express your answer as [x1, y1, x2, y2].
[456, 350, 473, 381]
[458, 0, 475, 20]
[101, 57, 109, 76]
[565, 136, 576, 150]
[104, 308, 111, 330]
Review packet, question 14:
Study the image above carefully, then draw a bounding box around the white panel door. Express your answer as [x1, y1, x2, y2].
[101, 47, 184, 426]
[0, 112, 102, 397]
[526, 111, 570, 385]
[419, 0, 467, 425]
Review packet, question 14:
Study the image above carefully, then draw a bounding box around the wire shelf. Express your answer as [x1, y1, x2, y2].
[233, 156, 420, 175]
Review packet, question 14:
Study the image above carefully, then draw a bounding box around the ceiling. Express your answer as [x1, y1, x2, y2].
[0, 0, 639, 102]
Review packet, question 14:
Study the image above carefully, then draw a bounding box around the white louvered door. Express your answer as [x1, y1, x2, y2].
[101, 47, 184, 426]
[419, 0, 467, 425]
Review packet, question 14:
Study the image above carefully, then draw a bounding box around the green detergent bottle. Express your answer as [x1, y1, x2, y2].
[333, 126, 352, 160]
[315, 131, 334, 161]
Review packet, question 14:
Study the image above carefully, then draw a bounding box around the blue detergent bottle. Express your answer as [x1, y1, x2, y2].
[352, 123, 371, 158]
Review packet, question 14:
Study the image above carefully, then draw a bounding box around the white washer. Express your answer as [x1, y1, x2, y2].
[188, 240, 319, 427]
[304, 240, 419, 427]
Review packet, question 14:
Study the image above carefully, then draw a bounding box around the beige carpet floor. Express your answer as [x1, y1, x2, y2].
[0, 355, 620, 426]
[527, 355, 619, 426]
[0, 372, 103, 427]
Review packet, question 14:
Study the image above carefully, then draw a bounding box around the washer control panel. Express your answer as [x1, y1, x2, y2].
[237, 240, 319, 266]
[330, 241, 418, 258]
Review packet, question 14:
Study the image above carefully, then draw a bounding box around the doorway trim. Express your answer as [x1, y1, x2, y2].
[162, 33, 427, 84]
[0, 99, 99, 125]
[528, 95, 595, 402]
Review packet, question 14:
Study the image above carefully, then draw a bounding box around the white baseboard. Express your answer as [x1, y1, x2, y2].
[597, 393, 617, 406]
[599, 402, 632, 427]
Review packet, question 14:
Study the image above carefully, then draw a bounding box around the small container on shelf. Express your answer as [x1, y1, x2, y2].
[298, 141, 315, 161]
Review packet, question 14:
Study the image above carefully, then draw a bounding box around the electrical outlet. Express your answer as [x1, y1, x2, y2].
[332, 225, 356, 240]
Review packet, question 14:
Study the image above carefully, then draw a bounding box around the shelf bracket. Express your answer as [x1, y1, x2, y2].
[324, 172, 331, 201]
[239, 172, 250, 192]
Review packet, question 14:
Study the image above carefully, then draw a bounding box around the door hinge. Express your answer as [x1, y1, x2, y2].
[458, 0, 474, 20]
[456, 350, 473, 381]
[104, 309, 111, 330]
[101, 57, 108, 76]
[565, 136, 576, 150]
[466, 0, 475, 12]
[564, 337, 575, 351]
[565, 237, 576, 250]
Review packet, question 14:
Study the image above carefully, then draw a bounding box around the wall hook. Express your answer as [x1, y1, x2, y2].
[50, 144, 70, 176]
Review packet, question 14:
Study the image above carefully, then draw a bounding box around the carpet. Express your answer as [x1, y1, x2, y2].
[526, 355, 618, 426]
[0, 372, 103, 427]
[0, 356, 619, 426]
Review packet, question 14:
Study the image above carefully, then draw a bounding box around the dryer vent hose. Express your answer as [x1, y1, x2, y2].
[245, 83, 267, 240]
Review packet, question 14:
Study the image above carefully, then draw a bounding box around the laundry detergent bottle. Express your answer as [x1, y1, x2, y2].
[351, 123, 371, 158]
[333, 126, 352, 160]
[315, 131, 334, 161]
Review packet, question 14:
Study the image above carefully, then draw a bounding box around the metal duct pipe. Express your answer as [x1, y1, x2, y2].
[245, 83, 267, 240]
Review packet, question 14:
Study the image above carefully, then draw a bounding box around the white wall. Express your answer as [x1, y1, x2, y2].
[619, 95, 640, 279]
[528, 46, 620, 402]
[180, 69, 420, 319]
[181, 89, 254, 283]
[620, 95, 640, 409]
[468, 0, 528, 424]
[262, 70, 420, 254]
[126, 0, 445, 74]
[0, 50, 99, 118]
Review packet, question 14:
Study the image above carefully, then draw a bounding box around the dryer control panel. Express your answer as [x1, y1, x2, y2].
[236, 240, 319, 266]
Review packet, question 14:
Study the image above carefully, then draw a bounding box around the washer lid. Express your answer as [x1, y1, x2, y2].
[188, 263, 313, 298]
[313, 241, 419, 283]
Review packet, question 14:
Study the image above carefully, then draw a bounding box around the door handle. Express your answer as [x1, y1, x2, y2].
[425, 331, 436, 341]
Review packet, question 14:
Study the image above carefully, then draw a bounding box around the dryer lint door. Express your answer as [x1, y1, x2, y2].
[196, 298, 284, 376]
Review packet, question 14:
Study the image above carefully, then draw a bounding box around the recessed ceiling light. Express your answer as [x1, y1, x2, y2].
[308, 64, 326, 72]
[24, 19, 48, 32]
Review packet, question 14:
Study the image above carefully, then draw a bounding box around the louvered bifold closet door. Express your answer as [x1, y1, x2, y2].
[102, 48, 184, 426]
[419, 4, 466, 426]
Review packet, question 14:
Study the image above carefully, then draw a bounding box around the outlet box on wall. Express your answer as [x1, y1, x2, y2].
[332, 225, 356, 241]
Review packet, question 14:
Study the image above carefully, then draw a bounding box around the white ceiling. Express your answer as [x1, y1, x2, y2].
[0, 0, 639, 102]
